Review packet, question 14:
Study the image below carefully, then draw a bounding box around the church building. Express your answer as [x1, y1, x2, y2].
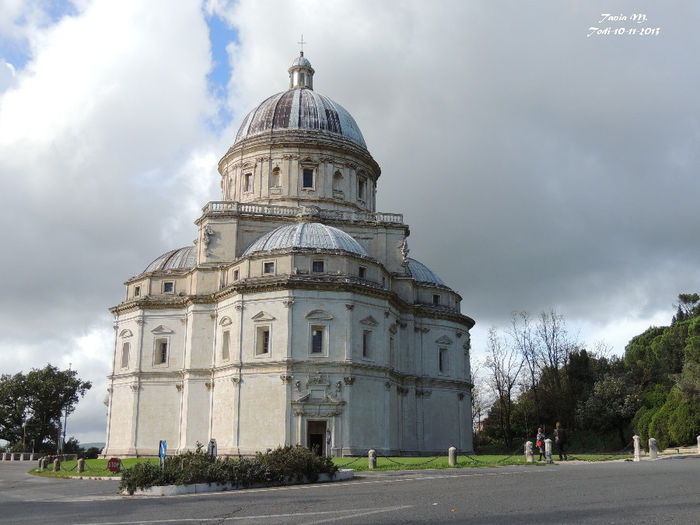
[103, 51, 475, 457]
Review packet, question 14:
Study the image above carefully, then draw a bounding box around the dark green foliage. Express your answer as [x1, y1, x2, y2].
[0, 365, 91, 452]
[576, 373, 640, 448]
[119, 444, 338, 494]
[84, 447, 101, 459]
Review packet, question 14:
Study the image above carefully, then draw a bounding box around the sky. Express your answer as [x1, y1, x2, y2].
[0, 0, 698, 444]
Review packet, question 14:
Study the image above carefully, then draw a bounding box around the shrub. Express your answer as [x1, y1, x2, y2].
[119, 444, 337, 494]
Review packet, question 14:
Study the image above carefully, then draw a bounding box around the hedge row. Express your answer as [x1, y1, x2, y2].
[119, 444, 337, 494]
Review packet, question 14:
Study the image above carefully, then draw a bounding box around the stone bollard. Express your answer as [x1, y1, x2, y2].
[448, 446, 457, 467]
[77, 458, 85, 473]
[544, 438, 553, 463]
[633, 435, 641, 462]
[697, 435, 700, 455]
[53, 458, 61, 472]
[37, 458, 44, 470]
[368, 449, 376, 469]
[524, 441, 534, 463]
[649, 438, 658, 460]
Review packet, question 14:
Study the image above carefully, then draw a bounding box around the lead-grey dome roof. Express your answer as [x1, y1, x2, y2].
[143, 246, 196, 274]
[243, 222, 367, 256]
[234, 89, 367, 149]
[407, 258, 446, 286]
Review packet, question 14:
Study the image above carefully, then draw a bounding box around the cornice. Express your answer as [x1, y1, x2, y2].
[111, 275, 474, 328]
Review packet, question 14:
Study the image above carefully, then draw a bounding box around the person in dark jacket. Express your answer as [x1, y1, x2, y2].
[554, 421, 568, 460]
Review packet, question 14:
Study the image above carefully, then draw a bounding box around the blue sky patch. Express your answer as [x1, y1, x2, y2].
[205, 12, 238, 132]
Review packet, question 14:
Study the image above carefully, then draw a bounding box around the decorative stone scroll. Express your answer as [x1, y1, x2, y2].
[280, 375, 293, 384]
[343, 376, 355, 386]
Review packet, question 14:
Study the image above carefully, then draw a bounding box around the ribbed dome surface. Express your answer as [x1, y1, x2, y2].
[143, 246, 196, 274]
[243, 223, 367, 256]
[407, 258, 446, 286]
[234, 89, 366, 149]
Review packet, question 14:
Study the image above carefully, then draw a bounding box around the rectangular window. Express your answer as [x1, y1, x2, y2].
[439, 348, 448, 373]
[263, 261, 275, 274]
[222, 330, 230, 360]
[358, 177, 366, 200]
[134, 286, 140, 297]
[163, 281, 174, 294]
[389, 336, 395, 368]
[433, 294, 440, 306]
[362, 330, 371, 358]
[302, 168, 314, 189]
[359, 266, 367, 279]
[311, 327, 324, 354]
[233, 269, 239, 281]
[312, 260, 324, 273]
[121, 342, 130, 369]
[256, 327, 270, 355]
[156, 339, 168, 364]
[244, 173, 252, 192]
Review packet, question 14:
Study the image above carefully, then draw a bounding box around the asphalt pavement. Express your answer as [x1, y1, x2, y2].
[1, 457, 698, 524]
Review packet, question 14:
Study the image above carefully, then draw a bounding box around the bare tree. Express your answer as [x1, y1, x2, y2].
[484, 327, 525, 448]
[509, 311, 542, 425]
[469, 361, 491, 449]
[536, 310, 573, 421]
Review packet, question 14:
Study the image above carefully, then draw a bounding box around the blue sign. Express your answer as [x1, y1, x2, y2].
[159, 440, 167, 458]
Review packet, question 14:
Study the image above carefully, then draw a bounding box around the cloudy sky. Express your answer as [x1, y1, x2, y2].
[1, 0, 698, 444]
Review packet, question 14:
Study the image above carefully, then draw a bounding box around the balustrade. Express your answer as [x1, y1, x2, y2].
[202, 201, 403, 224]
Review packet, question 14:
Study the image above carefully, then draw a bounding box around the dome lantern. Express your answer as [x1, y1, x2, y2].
[288, 51, 314, 90]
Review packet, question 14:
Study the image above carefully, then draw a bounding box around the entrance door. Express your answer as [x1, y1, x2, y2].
[307, 420, 327, 456]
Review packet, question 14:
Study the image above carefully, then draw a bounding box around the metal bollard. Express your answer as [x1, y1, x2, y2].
[648, 438, 658, 460]
[633, 435, 641, 462]
[53, 458, 61, 472]
[368, 449, 376, 469]
[448, 446, 457, 467]
[524, 441, 534, 463]
[77, 458, 85, 473]
[544, 438, 553, 463]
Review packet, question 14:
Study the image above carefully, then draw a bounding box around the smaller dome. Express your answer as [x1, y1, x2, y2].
[291, 54, 312, 68]
[243, 223, 367, 257]
[143, 246, 196, 274]
[407, 258, 446, 286]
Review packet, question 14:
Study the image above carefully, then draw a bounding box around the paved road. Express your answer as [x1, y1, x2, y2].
[1, 458, 698, 524]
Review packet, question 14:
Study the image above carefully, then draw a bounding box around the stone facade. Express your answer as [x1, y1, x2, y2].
[103, 52, 475, 457]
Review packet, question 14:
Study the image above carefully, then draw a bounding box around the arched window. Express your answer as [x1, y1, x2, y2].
[270, 167, 281, 188]
[333, 170, 343, 193]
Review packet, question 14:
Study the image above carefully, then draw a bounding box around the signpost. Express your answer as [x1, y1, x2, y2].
[158, 440, 166, 468]
[107, 457, 121, 473]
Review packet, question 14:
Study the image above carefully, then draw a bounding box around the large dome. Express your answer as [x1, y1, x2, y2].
[234, 89, 366, 149]
[243, 222, 367, 257]
[232, 52, 367, 149]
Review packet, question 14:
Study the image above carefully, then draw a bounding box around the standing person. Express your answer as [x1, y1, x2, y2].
[536, 427, 546, 461]
[554, 421, 568, 461]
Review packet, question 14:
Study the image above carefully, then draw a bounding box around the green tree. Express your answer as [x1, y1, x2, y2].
[577, 373, 640, 448]
[0, 365, 91, 452]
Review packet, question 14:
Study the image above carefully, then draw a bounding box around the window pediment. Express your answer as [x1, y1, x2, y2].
[435, 335, 453, 345]
[151, 325, 174, 335]
[251, 311, 276, 322]
[219, 316, 233, 327]
[360, 315, 378, 327]
[119, 329, 133, 338]
[305, 309, 333, 321]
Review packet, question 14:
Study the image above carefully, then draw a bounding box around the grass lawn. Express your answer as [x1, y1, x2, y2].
[30, 458, 159, 478]
[29, 453, 634, 478]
